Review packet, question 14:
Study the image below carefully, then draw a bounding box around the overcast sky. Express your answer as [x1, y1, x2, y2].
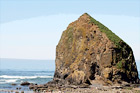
[0, 0, 140, 60]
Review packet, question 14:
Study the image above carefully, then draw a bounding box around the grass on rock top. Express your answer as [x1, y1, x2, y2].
[86, 13, 123, 48]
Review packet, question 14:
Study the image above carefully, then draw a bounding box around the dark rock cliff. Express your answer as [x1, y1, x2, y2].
[54, 13, 139, 85]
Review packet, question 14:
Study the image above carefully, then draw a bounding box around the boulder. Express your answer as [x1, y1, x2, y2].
[54, 13, 139, 85]
[20, 81, 30, 86]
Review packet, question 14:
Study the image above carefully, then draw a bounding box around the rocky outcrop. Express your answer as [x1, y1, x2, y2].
[20, 81, 30, 86]
[54, 13, 139, 85]
[20, 81, 36, 86]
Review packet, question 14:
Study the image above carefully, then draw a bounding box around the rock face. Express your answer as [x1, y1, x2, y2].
[54, 13, 139, 85]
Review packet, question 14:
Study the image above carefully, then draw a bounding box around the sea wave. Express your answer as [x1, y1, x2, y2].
[0, 79, 18, 84]
[0, 75, 53, 79]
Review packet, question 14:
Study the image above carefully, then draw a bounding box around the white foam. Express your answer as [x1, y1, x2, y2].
[5, 79, 17, 83]
[0, 79, 17, 84]
[0, 75, 53, 79]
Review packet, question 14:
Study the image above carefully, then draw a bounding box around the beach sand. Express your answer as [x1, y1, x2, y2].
[0, 87, 140, 93]
[0, 89, 33, 93]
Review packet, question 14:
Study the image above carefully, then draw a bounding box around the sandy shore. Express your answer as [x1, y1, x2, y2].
[0, 89, 140, 93]
[0, 89, 33, 93]
[32, 86, 140, 93]
[1, 85, 140, 93]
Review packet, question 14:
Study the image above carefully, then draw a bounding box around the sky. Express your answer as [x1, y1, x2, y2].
[0, 0, 140, 60]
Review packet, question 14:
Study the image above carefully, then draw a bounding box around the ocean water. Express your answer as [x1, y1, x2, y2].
[0, 59, 140, 91]
[0, 70, 54, 90]
[0, 59, 55, 90]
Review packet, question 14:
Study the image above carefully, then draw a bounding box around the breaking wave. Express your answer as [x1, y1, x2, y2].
[0, 75, 53, 79]
[0, 79, 18, 84]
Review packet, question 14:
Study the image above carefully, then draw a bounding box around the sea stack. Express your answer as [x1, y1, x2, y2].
[54, 13, 139, 85]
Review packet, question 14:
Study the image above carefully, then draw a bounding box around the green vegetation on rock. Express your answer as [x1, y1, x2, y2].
[65, 27, 74, 49]
[67, 27, 73, 43]
[116, 61, 123, 69]
[86, 13, 122, 48]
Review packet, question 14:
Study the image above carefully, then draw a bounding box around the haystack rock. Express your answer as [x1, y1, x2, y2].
[54, 13, 139, 86]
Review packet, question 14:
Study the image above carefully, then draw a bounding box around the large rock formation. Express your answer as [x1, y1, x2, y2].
[54, 13, 139, 85]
